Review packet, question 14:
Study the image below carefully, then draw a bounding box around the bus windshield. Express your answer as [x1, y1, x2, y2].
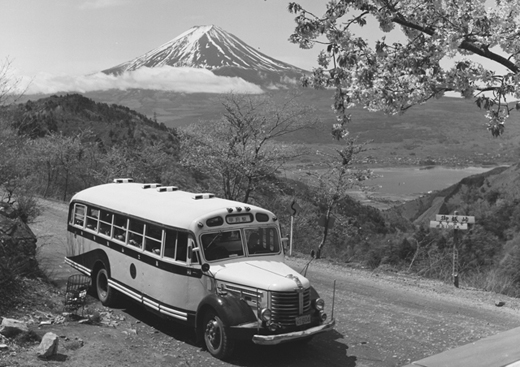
[201, 230, 243, 261]
[201, 226, 280, 261]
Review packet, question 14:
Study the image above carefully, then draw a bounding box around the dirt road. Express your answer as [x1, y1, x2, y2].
[7, 199, 520, 367]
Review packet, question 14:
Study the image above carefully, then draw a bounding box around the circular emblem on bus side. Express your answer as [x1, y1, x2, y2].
[130, 263, 137, 279]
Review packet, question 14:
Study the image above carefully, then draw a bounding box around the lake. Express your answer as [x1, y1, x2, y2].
[350, 166, 502, 208]
[369, 166, 496, 195]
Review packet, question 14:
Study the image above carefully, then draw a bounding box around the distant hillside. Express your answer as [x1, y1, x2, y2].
[385, 164, 515, 227]
[75, 88, 520, 168]
[8, 93, 179, 152]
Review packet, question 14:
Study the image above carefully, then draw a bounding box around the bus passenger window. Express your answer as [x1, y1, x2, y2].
[145, 224, 162, 255]
[164, 230, 177, 258]
[176, 232, 188, 262]
[72, 204, 86, 227]
[86, 207, 99, 231]
[99, 210, 113, 236]
[128, 219, 144, 248]
[113, 214, 127, 242]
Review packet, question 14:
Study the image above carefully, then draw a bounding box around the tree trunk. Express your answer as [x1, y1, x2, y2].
[316, 208, 332, 259]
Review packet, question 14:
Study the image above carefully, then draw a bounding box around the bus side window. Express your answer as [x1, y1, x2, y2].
[99, 209, 113, 237]
[164, 230, 177, 259]
[145, 223, 162, 255]
[86, 207, 99, 231]
[113, 214, 127, 242]
[128, 219, 144, 248]
[72, 204, 86, 227]
[176, 232, 188, 262]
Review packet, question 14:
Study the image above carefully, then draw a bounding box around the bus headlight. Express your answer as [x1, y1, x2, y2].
[314, 298, 325, 311]
[260, 308, 272, 322]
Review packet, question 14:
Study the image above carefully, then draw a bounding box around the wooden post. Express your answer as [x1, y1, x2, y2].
[453, 228, 459, 288]
[289, 215, 294, 256]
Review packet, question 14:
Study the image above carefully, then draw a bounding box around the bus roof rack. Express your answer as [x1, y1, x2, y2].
[157, 186, 179, 192]
[192, 193, 215, 200]
[142, 183, 162, 189]
[113, 178, 134, 183]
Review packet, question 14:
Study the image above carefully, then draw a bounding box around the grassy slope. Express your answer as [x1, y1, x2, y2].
[75, 88, 520, 167]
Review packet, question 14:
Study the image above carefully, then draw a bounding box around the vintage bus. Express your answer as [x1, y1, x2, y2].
[65, 179, 335, 359]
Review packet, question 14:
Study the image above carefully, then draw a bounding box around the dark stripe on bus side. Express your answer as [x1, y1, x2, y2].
[66, 253, 197, 326]
[108, 276, 197, 325]
[68, 225, 203, 279]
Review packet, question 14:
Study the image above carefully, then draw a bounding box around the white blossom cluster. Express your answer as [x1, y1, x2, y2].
[289, 0, 520, 136]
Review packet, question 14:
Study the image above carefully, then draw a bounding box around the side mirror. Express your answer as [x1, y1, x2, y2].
[201, 263, 211, 273]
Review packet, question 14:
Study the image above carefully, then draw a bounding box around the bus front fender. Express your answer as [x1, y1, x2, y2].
[196, 293, 257, 337]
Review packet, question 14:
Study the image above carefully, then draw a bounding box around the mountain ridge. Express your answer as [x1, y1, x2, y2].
[101, 25, 307, 87]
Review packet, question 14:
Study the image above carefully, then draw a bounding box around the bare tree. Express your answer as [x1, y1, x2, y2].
[181, 93, 318, 203]
[305, 119, 372, 258]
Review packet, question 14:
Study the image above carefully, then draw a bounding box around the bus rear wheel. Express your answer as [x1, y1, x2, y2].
[95, 267, 118, 307]
[203, 310, 234, 360]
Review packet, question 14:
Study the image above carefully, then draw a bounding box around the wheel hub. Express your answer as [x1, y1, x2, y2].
[205, 320, 219, 347]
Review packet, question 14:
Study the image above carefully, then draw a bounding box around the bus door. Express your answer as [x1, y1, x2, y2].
[186, 236, 208, 312]
[138, 229, 191, 314]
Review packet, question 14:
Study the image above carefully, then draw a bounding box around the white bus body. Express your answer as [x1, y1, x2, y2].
[66, 180, 334, 359]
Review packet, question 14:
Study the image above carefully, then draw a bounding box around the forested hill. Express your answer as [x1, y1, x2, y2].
[3, 92, 520, 296]
[8, 93, 179, 152]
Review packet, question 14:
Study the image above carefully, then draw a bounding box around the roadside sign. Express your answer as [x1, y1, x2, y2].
[435, 215, 475, 224]
[290, 200, 301, 216]
[429, 221, 468, 230]
[430, 212, 475, 289]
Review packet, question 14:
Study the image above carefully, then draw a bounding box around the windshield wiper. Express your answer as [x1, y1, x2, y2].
[205, 231, 222, 250]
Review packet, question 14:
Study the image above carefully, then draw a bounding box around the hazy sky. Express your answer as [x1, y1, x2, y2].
[1, 0, 327, 77]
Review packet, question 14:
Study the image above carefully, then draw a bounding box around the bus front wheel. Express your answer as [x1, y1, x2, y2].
[95, 267, 118, 307]
[203, 310, 234, 360]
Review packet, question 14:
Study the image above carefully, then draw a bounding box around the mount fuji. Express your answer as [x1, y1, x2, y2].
[101, 25, 307, 88]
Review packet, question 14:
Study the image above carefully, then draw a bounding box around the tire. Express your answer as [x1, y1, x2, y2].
[95, 267, 118, 307]
[203, 310, 234, 360]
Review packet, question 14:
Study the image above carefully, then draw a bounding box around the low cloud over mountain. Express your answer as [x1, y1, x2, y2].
[21, 66, 264, 95]
[21, 24, 304, 96]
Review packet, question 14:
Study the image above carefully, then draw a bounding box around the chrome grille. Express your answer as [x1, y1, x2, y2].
[270, 288, 311, 327]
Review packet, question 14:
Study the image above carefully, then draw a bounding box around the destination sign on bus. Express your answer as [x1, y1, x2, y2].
[226, 214, 253, 224]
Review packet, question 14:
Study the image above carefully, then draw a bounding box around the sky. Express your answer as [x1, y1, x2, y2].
[0, 0, 506, 96]
[0, 0, 331, 94]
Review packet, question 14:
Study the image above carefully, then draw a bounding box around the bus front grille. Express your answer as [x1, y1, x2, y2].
[270, 288, 311, 327]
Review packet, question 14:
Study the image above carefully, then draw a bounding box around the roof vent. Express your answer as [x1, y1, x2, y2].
[113, 178, 134, 183]
[192, 193, 215, 200]
[142, 183, 162, 189]
[157, 186, 179, 192]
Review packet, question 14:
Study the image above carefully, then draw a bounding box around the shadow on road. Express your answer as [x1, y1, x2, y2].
[122, 300, 356, 367]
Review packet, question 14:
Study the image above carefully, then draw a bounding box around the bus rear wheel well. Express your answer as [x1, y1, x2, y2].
[92, 261, 109, 284]
[91, 260, 119, 307]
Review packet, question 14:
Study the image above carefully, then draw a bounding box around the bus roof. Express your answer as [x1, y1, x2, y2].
[70, 182, 273, 230]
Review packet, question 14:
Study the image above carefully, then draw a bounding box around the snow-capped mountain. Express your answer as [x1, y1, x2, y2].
[102, 25, 307, 87]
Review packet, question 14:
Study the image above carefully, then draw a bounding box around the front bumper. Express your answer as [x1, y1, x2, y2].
[251, 318, 335, 345]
